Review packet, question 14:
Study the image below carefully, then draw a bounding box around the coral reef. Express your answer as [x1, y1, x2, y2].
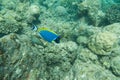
[99, 56, 111, 69]
[63, 60, 117, 80]
[77, 0, 105, 26]
[0, 0, 31, 35]
[105, 4, 120, 24]
[76, 36, 88, 45]
[59, 0, 82, 17]
[28, 4, 40, 17]
[26, 4, 40, 23]
[88, 31, 118, 55]
[0, 10, 22, 34]
[104, 23, 120, 36]
[103, 23, 120, 48]
[0, 33, 78, 80]
[0, 0, 120, 80]
[111, 56, 120, 76]
[1, 32, 119, 79]
[55, 6, 67, 16]
[43, 41, 78, 66]
[77, 48, 98, 62]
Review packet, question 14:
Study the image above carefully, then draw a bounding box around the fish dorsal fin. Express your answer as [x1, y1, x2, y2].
[37, 27, 57, 35]
[37, 27, 48, 31]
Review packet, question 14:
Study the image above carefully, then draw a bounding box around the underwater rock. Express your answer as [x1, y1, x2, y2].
[63, 60, 117, 80]
[2, 0, 16, 10]
[111, 47, 120, 57]
[78, 0, 105, 26]
[59, 0, 82, 18]
[44, 41, 78, 65]
[111, 56, 120, 76]
[76, 36, 88, 45]
[27, 69, 39, 80]
[0, 33, 46, 80]
[99, 56, 111, 69]
[0, 32, 79, 80]
[60, 41, 78, 52]
[0, 33, 20, 54]
[77, 48, 98, 62]
[101, 0, 116, 11]
[105, 4, 120, 24]
[26, 4, 40, 23]
[55, 6, 67, 16]
[29, 4, 40, 17]
[0, 10, 22, 34]
[0, 0, 120, 79]
[103, 23, 120, 56]
[42, 41, 78, 80]
[104, 23, 120, 36]
[88, 31, 118, 55]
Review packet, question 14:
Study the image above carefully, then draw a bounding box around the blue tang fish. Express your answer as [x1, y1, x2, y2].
[32, 24, 60, 43]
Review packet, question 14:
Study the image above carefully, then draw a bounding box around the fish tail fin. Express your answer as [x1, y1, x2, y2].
[54, 36, 60, 43]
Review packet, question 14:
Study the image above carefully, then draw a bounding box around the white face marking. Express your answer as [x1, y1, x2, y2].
[32, 24, 38, 31]
[33, 26, 37, 31]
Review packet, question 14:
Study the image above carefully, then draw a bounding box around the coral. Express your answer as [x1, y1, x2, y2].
[55, 6, 67, 16]
[105, 4, 120, 24]
[0, 10, 22, 34]
[26, 4, 40, 23]
[88, 31, 118, 55]
[104, 23, 120, 36]
[1, 0, 17, 10]
[44, 41, 78, 65]
[0, 0, 120, 79]
[101, 0, 115, 12]
[60, 0, 82, 14]
[103, 23, 120, 47]
[99, 56, 111, 69]
[77, 0, 105, 26]
[29, 4, 40, 17]
[77, 48, 98, 62]
[63, 61, 117, 80]
[111, 56, 120, 76]
[0, 32, 79, 79]
[76, 36, 88, 45]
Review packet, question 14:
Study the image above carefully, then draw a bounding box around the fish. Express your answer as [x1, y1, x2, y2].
[32, 24, 60, 43]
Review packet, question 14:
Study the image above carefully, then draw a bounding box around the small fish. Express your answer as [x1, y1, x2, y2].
[32, 24, 60, 43]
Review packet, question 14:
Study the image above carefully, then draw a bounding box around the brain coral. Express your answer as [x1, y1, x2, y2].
[88, 31, 118, 55]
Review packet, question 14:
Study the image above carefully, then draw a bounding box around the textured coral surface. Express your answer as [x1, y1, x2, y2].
[0, 0, 120, 80]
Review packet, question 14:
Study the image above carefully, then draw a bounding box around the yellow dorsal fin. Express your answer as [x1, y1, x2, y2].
[37, 27, 48, 31]
[37, 27, 57, 35]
